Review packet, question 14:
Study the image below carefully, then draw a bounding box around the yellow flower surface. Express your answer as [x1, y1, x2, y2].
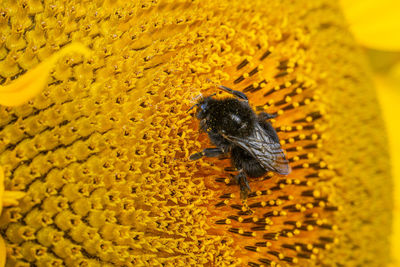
[0, 42, 91, 106]
[1, 167, 25, 267]
[0, 168, 25, 213]
[340, 0, 400, 51]
[339, 0, 400, 263]
[374, 68, 400, 267]
[0, 0, 392, 266]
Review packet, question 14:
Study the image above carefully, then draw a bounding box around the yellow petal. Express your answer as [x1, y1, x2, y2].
[0, 165, 25, 267]
[340, 0, 400, 51]
[374, 70, 400, 267]
[1, 164, 25, 213]
[0, 166, 4, 215]
[0, 167, 4, 267]
[2, 191, 25, 207]
[0, 43, 91, 107]
[0, 236, 5, 267]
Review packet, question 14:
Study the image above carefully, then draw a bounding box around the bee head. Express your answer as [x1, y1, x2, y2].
[187, 94, 216, 119]
[194, 97, 211, 119]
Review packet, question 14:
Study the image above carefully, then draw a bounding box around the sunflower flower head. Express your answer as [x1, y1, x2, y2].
[0, 166, 25, 267]
[0, 0, 392, 266]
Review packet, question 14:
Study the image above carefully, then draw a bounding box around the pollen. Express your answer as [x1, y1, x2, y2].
[0, 0, 392, 266]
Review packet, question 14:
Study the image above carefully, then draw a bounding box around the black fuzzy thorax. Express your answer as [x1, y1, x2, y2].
[196, 97, 256, 153]
[199, 97, 255, 137]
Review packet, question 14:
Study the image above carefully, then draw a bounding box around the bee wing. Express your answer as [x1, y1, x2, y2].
[223, 123, 291, 175]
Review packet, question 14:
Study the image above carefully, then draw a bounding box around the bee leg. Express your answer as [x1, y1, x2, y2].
[234, 171, 251, 200]
[189, 147, 225, 161]
[258, 111, 277, 120]
[224, 166, 238, 172]
[218, 85, 248, 101]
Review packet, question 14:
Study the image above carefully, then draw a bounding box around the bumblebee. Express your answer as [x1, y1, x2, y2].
[189, 86, 291, 199]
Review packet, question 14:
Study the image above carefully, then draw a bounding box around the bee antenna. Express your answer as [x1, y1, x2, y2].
[218, 85, 248, 101]
[187, 103, 199, 112]
[187, 93, 217, 113]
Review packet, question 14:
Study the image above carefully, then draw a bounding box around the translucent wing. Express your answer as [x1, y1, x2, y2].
[223, 123, 291, 175]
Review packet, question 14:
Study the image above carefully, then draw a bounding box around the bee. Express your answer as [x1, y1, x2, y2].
[189, 86, 291, 199]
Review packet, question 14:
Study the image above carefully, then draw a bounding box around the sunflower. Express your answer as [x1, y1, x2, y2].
[0, 0, 393, 266]
[340, 0, 400, 265]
